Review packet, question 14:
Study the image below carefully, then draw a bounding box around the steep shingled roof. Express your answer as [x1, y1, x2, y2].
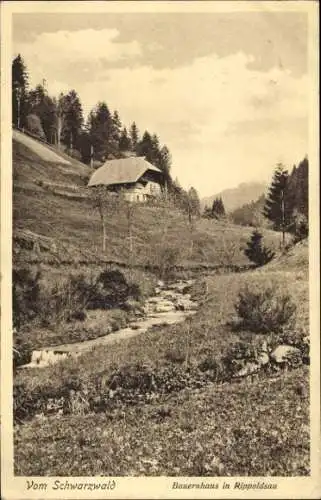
[88, 157, 163, 187]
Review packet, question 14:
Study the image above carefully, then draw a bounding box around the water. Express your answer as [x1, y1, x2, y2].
[23, 279, 198, 368]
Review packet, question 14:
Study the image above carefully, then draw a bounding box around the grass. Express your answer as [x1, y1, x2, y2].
[14, 263, 308, 388]
[13, 136, 282, 269]
[14, 248, 309, 476]
[13, 265, 156, 349]
[12, 134, 309, 477]
[14, 366, 309, 476]
[16, 309, 131, 349]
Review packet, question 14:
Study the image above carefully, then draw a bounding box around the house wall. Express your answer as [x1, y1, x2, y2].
[122, 181, 162, 202]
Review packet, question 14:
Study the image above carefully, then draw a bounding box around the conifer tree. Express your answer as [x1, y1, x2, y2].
[119, 127, 132, 152]
[12, 54, 29, 128]
[263, 163, 290, 247]
[211, 197, 226, 218]
[129, 122, 139, 152]
[87, 102, 112, 161]
[110, 110, 122, 155]
[244, 229, 275, 266]
[28, 84, 56, 143]
[137, 130, 153, 161]
[61, 89, 84, 150]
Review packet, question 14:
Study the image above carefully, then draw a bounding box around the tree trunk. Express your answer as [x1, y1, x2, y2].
[102, 222, 106, 252]
[57, 117, 62, 148]
[281, 189, 285, 249]
[99, 204, 106, 252]
[17, 96, 21, 129]
[90, 145, 94, 168]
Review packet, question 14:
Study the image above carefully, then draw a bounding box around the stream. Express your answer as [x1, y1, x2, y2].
[22, 279, 198, 368]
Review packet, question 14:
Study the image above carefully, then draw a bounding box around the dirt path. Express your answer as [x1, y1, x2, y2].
[13, 130, 71, 165]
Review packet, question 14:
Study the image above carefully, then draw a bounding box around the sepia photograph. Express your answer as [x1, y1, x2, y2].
[1, 1, 320, 499]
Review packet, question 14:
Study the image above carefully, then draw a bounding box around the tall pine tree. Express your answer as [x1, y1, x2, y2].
[61, 89, 84, 150]
[109, 110, 122, 156]
[211, 197, 225, 218]
[12, 54, 29, 128]
[119, 127, 132, 153]
[87, 102, 112, 162]
[263, 163, 290, 246]
[28, 84, 56, 143]
[129, 122, 139, 152]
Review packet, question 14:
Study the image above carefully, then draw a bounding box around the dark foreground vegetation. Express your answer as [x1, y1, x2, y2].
[14, 247, 310, 476]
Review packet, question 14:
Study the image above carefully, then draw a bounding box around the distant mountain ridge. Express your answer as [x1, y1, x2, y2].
[201, 181, 267, 212]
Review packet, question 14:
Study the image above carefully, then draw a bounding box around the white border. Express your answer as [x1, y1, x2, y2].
[1, 2, 320, 499]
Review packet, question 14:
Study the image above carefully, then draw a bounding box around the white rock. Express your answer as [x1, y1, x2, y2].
[271, 345, 301, 363]
[257, 351, 270, 366]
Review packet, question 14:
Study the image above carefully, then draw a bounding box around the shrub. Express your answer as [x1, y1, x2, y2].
[152, 245, 181, 280]
[13, 268, 142, 330]
[43, 274, 96, 324]
[13, 336, 33, 368]
[165, 348, 186, 364]
[25, 114, 46, 140]
[289, 212, 309, 243]
[234, 284, 297, 333]
[12, 268, 42, 329]
[92, 269, 141, 309]
[244, 230, 275, 266]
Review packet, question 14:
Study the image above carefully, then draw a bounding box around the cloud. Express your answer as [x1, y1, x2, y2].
[14, 29, 142, 86]
[14, 30, 308, 196]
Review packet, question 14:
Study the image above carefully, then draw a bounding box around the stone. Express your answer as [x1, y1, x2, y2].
[233, 361, 260, 378]
[257, 351, 269, 366]
[175, 299, 197, 311]
[271, 345, 301, 364]
[155, 303, 176, 313]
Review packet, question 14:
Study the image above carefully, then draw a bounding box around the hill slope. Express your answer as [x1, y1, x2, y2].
[13, 133, 281, 271]
[201, 181, 267, 212]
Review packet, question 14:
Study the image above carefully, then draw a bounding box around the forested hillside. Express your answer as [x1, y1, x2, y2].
[12, 54, 201, 211]
[230, 158, 308, 242]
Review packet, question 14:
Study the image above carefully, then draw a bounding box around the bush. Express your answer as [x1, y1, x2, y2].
[92, 269, 141, 309]
[43, 274, 96, 324]
[234, 284, 297, 333]
[12, 268, 142, 330]
[13, 336, 33, 368]
[289, 212, 309, 243]
[25, 114, 46, 140]
[152, 245, 181, 280]
[165, 348, 186, 364]
[244, 230, 275, 266]
[13, 268, 42, 329]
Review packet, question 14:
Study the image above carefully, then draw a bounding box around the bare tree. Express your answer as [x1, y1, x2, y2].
[91, 186, 118, 253]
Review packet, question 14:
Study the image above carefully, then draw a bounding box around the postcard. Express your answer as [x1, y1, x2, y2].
[1, 1, 320, 499]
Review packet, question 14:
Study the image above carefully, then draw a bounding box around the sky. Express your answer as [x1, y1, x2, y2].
[13, 11, 309, 197]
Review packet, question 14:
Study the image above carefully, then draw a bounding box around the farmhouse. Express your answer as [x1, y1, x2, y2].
[87, 156, 164, 202]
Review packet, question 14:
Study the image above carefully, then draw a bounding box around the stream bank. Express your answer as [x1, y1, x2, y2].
[21, 279, 198, 368]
